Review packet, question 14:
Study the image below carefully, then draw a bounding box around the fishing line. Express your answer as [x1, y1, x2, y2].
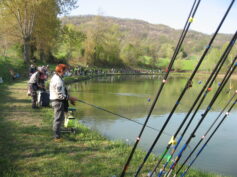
[120, 1, 201, 176]
[76, 99, 171, 136]
[153, 30, 237, 177]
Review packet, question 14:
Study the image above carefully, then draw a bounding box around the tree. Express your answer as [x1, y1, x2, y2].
[100, 24, 122, 66]
[200, 48, 221, 72]
[0, 0, 77, 63]
[84, 16, 122, 67]
[120, 42, 141, 65]
[53, 24, 86, 61]
[33, 0, 60, 62]
[158, 43, 174, 59]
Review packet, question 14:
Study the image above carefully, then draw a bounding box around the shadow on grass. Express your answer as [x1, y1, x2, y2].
[0, 81, 40, 176]
[0, 112, 21, 176]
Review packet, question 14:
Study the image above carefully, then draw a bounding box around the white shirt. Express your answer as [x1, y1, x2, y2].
[49, 73, 68, 100]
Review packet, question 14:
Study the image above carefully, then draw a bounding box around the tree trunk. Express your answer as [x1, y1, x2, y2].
[23, 37, 31, 64]
[39, 48, 45, 62]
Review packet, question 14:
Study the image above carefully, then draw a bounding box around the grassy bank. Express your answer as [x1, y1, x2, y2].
[0, 78, 228, 177]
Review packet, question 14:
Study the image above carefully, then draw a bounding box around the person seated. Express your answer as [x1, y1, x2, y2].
[9, 69, 17, 80]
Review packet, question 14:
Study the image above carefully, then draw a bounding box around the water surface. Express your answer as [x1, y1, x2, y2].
[69, 75, 237, 176]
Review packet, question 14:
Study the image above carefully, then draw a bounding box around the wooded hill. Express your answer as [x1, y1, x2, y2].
[62, 15, 232, 56]
[60, 15, 236, 70]
[0, 7, 236, 71]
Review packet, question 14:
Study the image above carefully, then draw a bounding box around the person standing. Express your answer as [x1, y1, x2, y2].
[28, 67, 44, 108]
[49, 64, 77, 141]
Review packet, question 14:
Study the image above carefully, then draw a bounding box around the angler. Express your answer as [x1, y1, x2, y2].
[50, 64, 78, 142]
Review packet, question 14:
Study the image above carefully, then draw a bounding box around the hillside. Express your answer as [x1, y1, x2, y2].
[61, 15, 233, 56]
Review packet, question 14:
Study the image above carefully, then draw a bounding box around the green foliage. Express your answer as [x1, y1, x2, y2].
[174, 59, 198, 71]
[0, 56, 26, 82]
[84, 16, 123, 67]
[156, 58, 170, 69]
[120, 43, 141, 65]
[53, 24, 86, 61]
[200, 46, 226, 72]
[0, 0, 78, 64]
[0, 14, 235, 70]
[158, 43, 174, 59]
[61, 16, 234, 70]
[138, 55, 153, 65]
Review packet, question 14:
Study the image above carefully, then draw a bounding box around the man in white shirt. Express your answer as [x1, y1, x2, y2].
[50, 64, 77, 141]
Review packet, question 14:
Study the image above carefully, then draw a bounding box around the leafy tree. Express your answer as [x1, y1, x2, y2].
[0, 0, 77, 63]
[158, 43, 174, 59]
[120, 42, 141, 65]
[84, 16, 122, 67]
[53, 24, 86, 62]
[200, 48, 221, 72]
[33, 0, 60, 62]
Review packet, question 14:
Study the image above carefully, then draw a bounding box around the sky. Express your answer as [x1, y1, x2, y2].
[68, 0, 236, 35]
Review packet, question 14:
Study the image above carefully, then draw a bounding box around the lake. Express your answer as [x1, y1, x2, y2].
[69, 74, 237, 177]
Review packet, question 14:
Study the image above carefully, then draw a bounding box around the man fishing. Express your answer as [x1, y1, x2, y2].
[49, 64, 78, 142]
[28, 66, 45, 108]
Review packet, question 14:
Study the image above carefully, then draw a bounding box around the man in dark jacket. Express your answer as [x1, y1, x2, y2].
[28, 67, 44, 108]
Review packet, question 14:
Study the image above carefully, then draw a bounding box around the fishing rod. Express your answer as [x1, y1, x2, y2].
[165, 57, 237, 177]
[134, 0, 236, 175]
[120, 0, 201, 176]
[178, 97, 237, 177]
[152, 30, 237, 177]
[76, 99, 171, 136]
[175, 90, 237, 177]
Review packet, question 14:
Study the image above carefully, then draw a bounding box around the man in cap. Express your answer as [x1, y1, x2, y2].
[28, 67, 45, 108]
